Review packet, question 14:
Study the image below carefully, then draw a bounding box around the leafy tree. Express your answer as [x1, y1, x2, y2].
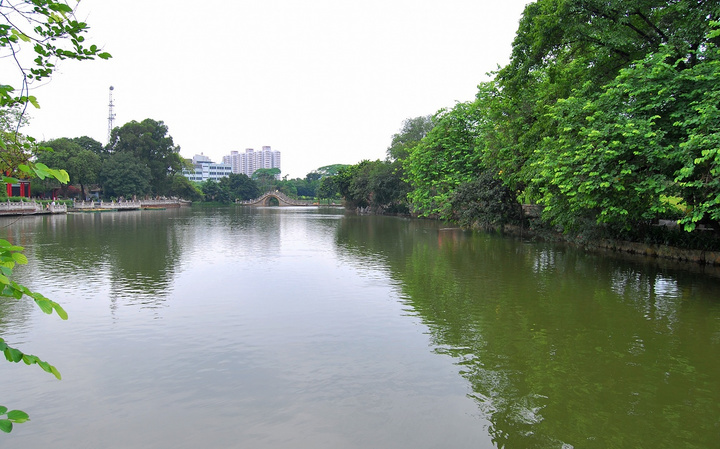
[369, 160, 410, 213]
[281, 173, 323, 198]
[387, 115, 434, 161]
[311, 164, 349, 203]
[672, 29, 720, 231]
[0, 106, 35, 178]
[335, 160, 409, 213]
[314, 164, 348, 178]
[218, 173, 259, 201]
[275, 179, 298, 198]
[531, 52, 681, 231]
[294, 178, 317, 198]
[317, 176, 339, 201]
[66, 149, 101, 199]
[449, 169, 523, 231]
[525, 21, 720, 231]
[168, 174, 202, 201]
[99, 152, 151, 198]
[491, 0, 720, 196]
[71, 136, 104, 155]
[478, 0, 720, 233]
[335, 162, 370, 209]
[108, 119, 183, 195]
[201, 179, 230, 203]
[404, 102, 483, 218]
[38, 138, 101, 199]
[252, 167, 281, 193]
[1, 108, 68, 188]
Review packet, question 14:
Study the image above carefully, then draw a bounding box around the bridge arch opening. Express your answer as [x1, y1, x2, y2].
[266, 196, 280, 207]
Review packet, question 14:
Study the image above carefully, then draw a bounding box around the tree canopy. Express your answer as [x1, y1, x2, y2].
[332, 0, 720, 242]
[37, 137, 101, 199]
[387, 115, 435, 161]
[108, 118, 183, 196]
[99, 151, 152, 198]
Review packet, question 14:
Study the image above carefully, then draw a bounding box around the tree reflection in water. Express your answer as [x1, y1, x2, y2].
[335, 215, 720, 449]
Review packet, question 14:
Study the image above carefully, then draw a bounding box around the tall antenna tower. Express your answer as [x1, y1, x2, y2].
[107, 86, 116, 145]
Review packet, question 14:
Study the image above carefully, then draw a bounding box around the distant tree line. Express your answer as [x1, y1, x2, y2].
[30, 118, 195, 201]
[197, 164, 346, 204]
[21, 117, 348, 204]
[323, 0, 720, 249]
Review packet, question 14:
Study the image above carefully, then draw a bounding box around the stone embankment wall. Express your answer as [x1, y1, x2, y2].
[502, 222, 720, 266]
[591, 240, 720, 266]
[515, 205, 720, 266]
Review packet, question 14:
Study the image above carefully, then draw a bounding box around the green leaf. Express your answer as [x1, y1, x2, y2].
[0, 419, 12, 433]
[50, 365, 62, 380]
[0, 406, 7, 415]
[27, 96, 40, 109]
[4, 347, 23, 363]
[34, 298, 54, 315]
[11, 253, 28, 265]
[6, 410, 29, 423]
[52, 303, 68, 320]
[37, 360, 52, 374]
[49, 2, 73, 13]
[11, 29, 31, 43]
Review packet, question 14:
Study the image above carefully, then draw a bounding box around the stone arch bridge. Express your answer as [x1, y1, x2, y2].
[239, 190, 310, 207]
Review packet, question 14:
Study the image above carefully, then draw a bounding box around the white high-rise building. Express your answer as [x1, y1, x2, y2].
[223, 146, 281, 178]
[225, 150, 242, 174]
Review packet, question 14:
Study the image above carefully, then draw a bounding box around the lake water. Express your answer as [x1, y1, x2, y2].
[1, 206, 719, 448]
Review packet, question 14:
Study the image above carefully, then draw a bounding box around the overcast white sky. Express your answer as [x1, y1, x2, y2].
[20, 0, 530, 179]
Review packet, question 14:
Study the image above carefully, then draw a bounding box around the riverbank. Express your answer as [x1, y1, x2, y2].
[502, 223, 720, 267]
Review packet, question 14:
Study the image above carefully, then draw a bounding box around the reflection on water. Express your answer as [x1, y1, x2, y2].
[334, 215, 720, 449]
[1, 208, 719, 448]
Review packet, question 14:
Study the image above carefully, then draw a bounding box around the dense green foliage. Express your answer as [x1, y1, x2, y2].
[99, 151, 152, 198]
[493, 0, 720, 234]
[386, 115, 434, 161]
[1, 107, 69, 187]
[107, 119, 183, 196]
[168, 174, 202, 201]
[192, 168, 348, 205]
[200, 173, 260, 203]
[36, 120, 193, 200]
[449, 170, 523, 230]
[404, 102, 483, 218]
[35, 137, 101, 198]
[329, 0, 720, 245]
[251, 167, 281, 194]
[335, 160, 409, 213]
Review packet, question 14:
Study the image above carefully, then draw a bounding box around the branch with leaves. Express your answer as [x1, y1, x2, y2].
[1, 0, 109, 433]
[1, 0, 111, 110]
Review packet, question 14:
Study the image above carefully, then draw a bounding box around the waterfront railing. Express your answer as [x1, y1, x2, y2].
[0, 200, 67, 214]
